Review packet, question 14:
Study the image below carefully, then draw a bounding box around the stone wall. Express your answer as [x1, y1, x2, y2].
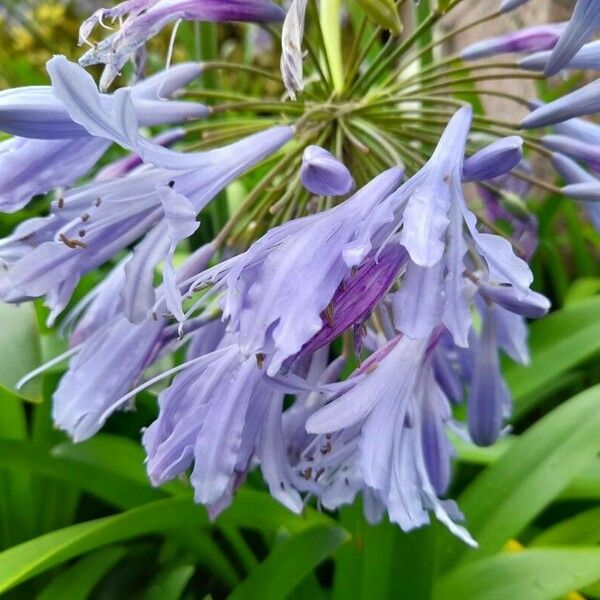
[441, 0, 573, 118]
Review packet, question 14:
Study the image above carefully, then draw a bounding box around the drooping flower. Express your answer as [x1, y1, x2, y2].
[52, 315, 167, 442]
[0, 60, 207, 140]
[544, 0, 600, 76]
[0, 61, 207, 212]
[386, 107, 535, 347]
[181, 167, 404, 375]
[467, 303, 511, 447]
[0, 124, 292, 323]
[305, 333, 476, 545]
[79, 0, 285, 90]
[143, 338, 305, 517]
[300, 145, 355, 196]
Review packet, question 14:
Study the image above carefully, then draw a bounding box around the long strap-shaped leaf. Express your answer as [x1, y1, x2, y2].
[434, 548, 600, 600]
[0, 491, 334, 594]
[439, 384, 600, 569]
[504, 295, 600, 416]
[228, 525, 349, 600]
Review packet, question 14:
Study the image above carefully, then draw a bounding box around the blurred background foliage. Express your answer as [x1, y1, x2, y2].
[1, 1, 600, 599]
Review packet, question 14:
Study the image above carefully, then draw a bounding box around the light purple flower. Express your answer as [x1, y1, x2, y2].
[477, 280, 550, 319]
[183, 167, 404, 375]
[467, 304, 511, 446]
[462, 136, 523, 183]
[0, 137, 109, 213]
[0, 60, 207, 140]
[460, 23, 565, 61]
[0, 61, 207, 212]
[0, 125, 292, 323]
[306, 334, 476, 545]
[520, 40, 600, 72]
[387, 107, 535, 346]
[53, 315, 167, 442]
[499, 0, 532, 13]
[543, 134, 600, 174]
[300, 145, 355, 196]
[545, 0, 600, 76]
[143, 340, 303, 516]
[521, 78, 600, 129]
[80, 0, 285, 90]
[552, 152, 600, 231]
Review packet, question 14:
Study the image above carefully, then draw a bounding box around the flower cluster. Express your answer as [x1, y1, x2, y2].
[1, 0, 599, 544]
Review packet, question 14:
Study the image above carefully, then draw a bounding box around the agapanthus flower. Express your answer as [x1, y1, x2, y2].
[499, 0, 532, 13]
[300, 145, 355, 196]
[520, 40, 600, 72]
[180, 167, 404, 375]
[305, 333, 476, 544]
[544, 0, 600, 76]
[460, 24, 566, 61]
[0, 121, 291, 323]
[552, 152, 600, 232]
[1, 0, 581, 550]
[79, 0, 285, 90]
[522, 78, 600, 129]
[0, 60, 206, 212]
[385, 107, 534, 347]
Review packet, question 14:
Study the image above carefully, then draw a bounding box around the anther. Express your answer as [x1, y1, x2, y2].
[95, 198, 102, 207]
[57, 197, 65, 209]
[315, 467, 325, 481]
[323, 302, 334, 327]
[320, 441, 332, 455]
[81, 213, 90, 222]
[78, 230, 86, 237]
[302, 467, 313, 480]
[255, 353, 266, 369]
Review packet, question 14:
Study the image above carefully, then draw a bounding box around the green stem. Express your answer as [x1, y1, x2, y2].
[320, 0, 345, 94]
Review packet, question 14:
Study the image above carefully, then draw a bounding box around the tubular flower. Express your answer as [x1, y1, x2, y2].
[544, 0, 600, 76]
[460, 24, 566, 61]
[0, 60, 207, 212]
[2, 0, 586, 547]
[79, 0, 285, 90]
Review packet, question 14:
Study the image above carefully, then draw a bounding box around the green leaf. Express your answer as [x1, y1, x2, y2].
[0, 393, 34, 546]
[0, 303, 42, 402]
[0, 490, 335, 593]
[440, 384, 600, 568]
[564, 278, 600, 306]
[504, 295, 600, 416]
[350, 0, 402, 34]
[228, 525, 349, 600]
[36, 546, 127, 600]
[434, 548, 600, 600]
[531, 507, 600, 547]
[144, 566, 195, 600]
[0, 440, 165, 510]
[0, 498, 206, 593]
